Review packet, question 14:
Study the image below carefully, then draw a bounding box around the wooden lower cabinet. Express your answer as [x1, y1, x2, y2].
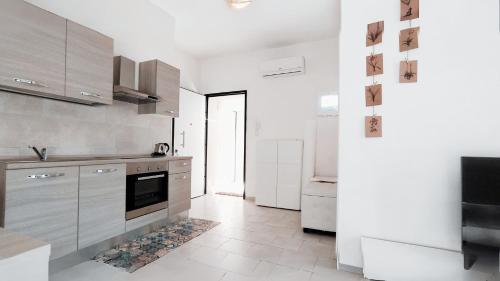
[78, 164, 126, 249]
[4, 167, 79, 260]
[169, 172, 191, 215]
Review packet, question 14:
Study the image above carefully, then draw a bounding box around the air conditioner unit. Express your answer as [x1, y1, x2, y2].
[260, 56, 305, 78]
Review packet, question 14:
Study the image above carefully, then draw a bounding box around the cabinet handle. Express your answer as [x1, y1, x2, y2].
[13, 78, 48, 88]
[81, 91, 103, 99]
[175, 175, 187, 180]
[94, 168, 117, 174]
[27, 173, 65, 179]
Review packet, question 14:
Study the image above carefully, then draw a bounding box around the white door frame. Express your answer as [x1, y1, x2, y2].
[205, 90, 248, 199]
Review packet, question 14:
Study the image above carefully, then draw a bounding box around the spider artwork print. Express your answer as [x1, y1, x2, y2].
[400, 60, 418, 83]
[400, 0, 419, 21]
[366, 21, 384, 46]
[366, 54, 383, 76]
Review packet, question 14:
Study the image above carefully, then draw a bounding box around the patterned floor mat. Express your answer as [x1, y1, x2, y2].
[93, 218, 219, 273]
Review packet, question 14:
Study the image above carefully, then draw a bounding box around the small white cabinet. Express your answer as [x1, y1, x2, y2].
[4, 167, 79, 260]
[256, 140, 303, 210]
[301, 182, 337, 232]
[78, 164, 126, 249]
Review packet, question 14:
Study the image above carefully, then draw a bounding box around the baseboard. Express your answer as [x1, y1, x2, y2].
[338, 263, 363, 275]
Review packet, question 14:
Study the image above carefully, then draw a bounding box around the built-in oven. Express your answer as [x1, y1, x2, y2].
[126, 161, 169, 220]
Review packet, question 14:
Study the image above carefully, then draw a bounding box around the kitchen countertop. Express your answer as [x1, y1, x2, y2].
[0, 227, 49, 261]
[0, 154, 192, 170]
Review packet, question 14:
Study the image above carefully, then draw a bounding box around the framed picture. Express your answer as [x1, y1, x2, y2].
[399, 27, 420, 52]
[365, 116, 383, 138]
[365, 84, 382, 106]
[366, 21, 384, 47]
[400, 0, 419, 21]
[366, 54, 384, 76]
[399, 60, 418, 83]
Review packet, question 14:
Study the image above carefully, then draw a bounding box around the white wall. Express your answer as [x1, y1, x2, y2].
[0, 0, 200, 156]
[338, 0, 500, 276]
[200, 38, 339, 197]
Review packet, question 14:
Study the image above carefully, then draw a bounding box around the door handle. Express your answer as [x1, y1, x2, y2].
[180, 131, 186, 148]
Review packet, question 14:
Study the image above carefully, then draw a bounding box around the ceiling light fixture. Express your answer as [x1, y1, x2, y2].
[227, 0, 252, 9]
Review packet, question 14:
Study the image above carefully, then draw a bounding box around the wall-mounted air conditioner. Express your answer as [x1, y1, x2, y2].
[260, 56, 305, 78]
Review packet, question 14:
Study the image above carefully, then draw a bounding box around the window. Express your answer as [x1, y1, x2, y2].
[318, 93, 338, 116]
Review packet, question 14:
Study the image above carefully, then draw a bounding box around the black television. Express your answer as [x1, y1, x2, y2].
[462, 157, 500, 206]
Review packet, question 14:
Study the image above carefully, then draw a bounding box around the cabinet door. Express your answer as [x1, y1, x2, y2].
[276, 140, 303, 210]
[276, 164, 302, 210]
[5, 167, 79, 260]
[169, 159, 192, 174]
[256, 140, 278, 207]
[156, 61, 180, 117]
[256, 163, 278, 207]
[78, 164, 126, 249]
[139, 60, 180, 117]
[65, 20, 114, 105]
[0, 1, 66, 97]
[169, 172, 191, 215]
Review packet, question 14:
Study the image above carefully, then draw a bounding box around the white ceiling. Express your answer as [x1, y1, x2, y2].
[150, 0, 340, 59]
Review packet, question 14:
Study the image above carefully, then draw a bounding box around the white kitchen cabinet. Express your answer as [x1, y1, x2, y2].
[4, 167, 79, 260]
[256, 140, 303, 210]
[78, 164, 126, 249]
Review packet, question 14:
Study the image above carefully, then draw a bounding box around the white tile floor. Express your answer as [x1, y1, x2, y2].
[51, 195, 367, 281]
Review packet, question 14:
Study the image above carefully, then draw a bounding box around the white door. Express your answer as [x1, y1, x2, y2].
[174, 89, 206, 198]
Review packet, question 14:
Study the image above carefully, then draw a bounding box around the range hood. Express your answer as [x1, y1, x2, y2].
[113, 56, 159, 104]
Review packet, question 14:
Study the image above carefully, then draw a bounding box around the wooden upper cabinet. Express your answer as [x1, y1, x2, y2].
[66, 21, 114, 105]
[0, 1, 66, 98]
[138, 60, 180, 117]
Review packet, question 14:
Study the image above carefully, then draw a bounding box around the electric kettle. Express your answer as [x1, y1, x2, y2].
[152, 143, 170, 157]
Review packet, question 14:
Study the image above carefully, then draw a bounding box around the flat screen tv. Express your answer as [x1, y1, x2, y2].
[462, 157, 500, 205]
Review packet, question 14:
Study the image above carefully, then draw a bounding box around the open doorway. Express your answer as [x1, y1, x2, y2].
[205, 91, 247, 198]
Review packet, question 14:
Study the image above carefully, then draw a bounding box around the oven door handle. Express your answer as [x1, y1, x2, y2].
[137, 174, 165, 181]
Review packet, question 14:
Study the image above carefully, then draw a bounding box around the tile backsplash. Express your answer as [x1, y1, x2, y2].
[0, 91, 172, 157]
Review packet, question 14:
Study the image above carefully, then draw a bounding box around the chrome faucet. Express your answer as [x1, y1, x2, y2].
[29, 146, 48, 161]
